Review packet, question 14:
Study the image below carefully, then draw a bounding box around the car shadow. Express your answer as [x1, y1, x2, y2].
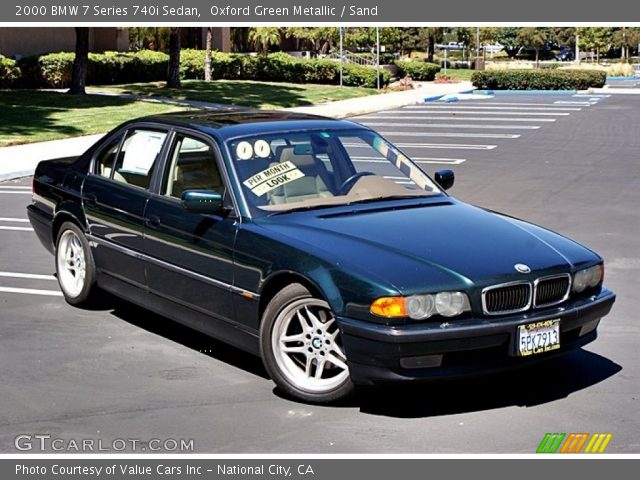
[354, 349, 622, 418]
[90, 293, 621, 416]
[104, 294, 269, 380]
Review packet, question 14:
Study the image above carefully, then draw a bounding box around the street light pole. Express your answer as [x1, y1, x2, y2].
[376, 26, 380, 90]
[339, 27, 343, 87]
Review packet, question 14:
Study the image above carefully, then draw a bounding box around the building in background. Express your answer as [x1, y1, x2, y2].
[0, 27, 232, 58]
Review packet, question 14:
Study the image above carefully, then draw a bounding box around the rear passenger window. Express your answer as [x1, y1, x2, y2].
[94, 135, 123, 178]
[112, 129, 167, 190]
[163, 134, 224, 199]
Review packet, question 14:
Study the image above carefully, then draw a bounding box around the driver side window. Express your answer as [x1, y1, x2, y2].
[163, 134, 224, 199]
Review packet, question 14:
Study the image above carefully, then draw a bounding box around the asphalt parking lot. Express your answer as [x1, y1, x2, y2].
[1, 92, 638, 453]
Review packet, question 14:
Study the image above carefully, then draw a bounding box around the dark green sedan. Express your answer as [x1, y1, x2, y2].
[27, 111, 616, 403]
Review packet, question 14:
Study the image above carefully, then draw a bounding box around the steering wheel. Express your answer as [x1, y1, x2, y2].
[336, 172, 376, 195]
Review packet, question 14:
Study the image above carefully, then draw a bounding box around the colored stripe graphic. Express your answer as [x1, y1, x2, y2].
[584, 433, 613, 453]
[537, 433, 566, 453]
[538, 433, 613, 453]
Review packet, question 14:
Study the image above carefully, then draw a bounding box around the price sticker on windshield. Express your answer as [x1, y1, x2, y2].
[243, 161, 305, 197]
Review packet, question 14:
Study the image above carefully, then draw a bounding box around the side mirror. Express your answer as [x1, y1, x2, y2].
[181, 190, 224, 214]
[435, 169, 455, 191]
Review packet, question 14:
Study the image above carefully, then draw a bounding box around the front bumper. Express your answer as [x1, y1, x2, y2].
[339, 288, 616, 385]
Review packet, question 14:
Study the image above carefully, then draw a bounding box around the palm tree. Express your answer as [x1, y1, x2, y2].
[249, 27, 281, 54]
[69, 27, 89, 95]
[167, 27, 181, 88]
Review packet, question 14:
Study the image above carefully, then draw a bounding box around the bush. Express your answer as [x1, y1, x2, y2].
[0, 55, 21, 88]
[14, 50, 391, 89]
[471, 69, 607, 90]
[395, 61, 441, 81]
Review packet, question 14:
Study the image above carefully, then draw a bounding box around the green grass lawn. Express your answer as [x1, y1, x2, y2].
[0, 91, 184, 147]
[437, 68, 475, 81]
[90, 79, 376, 109]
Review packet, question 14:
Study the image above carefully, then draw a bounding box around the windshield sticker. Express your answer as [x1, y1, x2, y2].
[243, 161, 305, 197]
[236, 141, 254, 160]
[254, 140, 271, 158]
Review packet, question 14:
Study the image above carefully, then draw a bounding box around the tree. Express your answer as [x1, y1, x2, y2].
[249, 27, 282, 54]
[479, 27, 499, 60]
[204, 27, 213, 81]
[577, 27, 613, 63]
[549, 27, 576, 50]
[167, 27, 181, 88]
[612, 27, 640, 62]
[517, 27, 549, 66]
[69, 27, 89, 95]
[425, 28, 445, 62]
[495, 27, 522, 58]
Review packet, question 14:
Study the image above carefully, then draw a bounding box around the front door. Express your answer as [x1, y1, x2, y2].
[143, 132, 238, 327]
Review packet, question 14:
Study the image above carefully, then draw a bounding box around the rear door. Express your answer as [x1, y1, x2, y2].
[142, 130, 239, 325]
[83, 126, 169, 288]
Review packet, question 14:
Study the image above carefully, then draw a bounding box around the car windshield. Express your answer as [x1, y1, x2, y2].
[226, 128, 442, 216]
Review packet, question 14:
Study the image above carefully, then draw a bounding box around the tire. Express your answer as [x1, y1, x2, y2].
[260, 283, 354, 403]
[55, 221, 99, 306]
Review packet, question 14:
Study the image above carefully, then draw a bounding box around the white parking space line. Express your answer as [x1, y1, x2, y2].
[407, 105, 582, 111]
[0, 271, 56, 280]
[357, 122, 541, 130]
[353, 156, 466, 165]
[378, 131, 521, 139]
[0, 286, 62, 297]
[362, 116, 557, 122]
[0, 190, 32, 194]
[0, 217, 30, 222]
[395, 143, 497, 150]
[0, 225, 33, 231]
[414, 158, 467, 165]
[0, 185, 30, 189]
[436, 102, 591, 107]
[554, 101, 596, 105]
[382, 110, 570, 116]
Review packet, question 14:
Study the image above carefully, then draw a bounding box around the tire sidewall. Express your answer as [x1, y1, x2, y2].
[259, 283, 354, 403]
[55, 221, 96, 305]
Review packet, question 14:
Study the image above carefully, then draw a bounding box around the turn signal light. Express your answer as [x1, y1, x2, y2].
[370, 297, 407, 318]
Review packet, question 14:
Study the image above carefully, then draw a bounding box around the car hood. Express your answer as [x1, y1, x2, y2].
[257, 199, 599, 293]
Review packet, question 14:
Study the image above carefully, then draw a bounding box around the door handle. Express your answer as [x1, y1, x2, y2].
[85, 193, 97, 207]
[145, 215, 161, 228]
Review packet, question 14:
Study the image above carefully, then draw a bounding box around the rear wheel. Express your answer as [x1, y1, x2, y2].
[260, 283, 354, 403]
[55, 222, 99, 306]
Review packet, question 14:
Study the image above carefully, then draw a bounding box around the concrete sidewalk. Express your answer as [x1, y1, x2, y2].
[0, 81, 473, 181]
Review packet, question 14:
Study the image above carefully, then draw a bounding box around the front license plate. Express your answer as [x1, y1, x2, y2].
[517, 319, 560, 356]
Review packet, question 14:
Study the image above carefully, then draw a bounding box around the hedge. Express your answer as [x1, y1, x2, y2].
[0, 54, 21, 88]
[180, 51, 390, 88]
[471, 69, 607, 90]
[395, 61, 441, 81]
[14, 50, 390, 89]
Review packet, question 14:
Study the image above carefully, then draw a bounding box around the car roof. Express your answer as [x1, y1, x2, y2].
[138, 109, 368, 140]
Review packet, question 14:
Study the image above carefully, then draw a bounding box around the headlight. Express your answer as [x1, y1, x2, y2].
[573, 264, 603, 293]
[371, 292, 470, 320]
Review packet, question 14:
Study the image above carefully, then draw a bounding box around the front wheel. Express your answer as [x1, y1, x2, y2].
[260, 283, 354, 403]
[55, 222, 99, 306]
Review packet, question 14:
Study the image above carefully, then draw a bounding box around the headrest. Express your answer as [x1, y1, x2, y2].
[277, 146, 316, 168]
